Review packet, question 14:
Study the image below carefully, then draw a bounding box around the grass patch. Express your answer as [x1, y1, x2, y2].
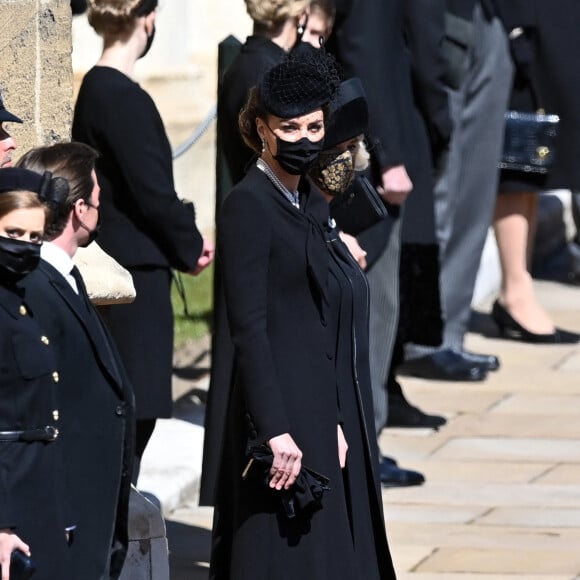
[171, 263, 214, 347]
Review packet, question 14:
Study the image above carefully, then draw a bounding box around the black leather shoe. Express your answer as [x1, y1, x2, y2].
[387, 392, 447, 429]
[379, 457, 425, 488]
[492, 300, 580, 344]
[399, 349, 487, 381]
[451, 349, 500, 371]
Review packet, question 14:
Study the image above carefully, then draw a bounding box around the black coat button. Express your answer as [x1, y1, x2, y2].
[115, 405, 126, 416]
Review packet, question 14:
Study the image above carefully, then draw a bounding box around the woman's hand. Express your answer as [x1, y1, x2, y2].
[267, 433, 303, 491]
[339, 232, 368, 270]
[0, 530, 30, 580]
[337, 424, 349, 468]
[190, 237, 215, 275]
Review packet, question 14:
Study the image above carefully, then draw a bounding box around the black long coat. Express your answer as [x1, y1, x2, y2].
[20, 261, 134, 580]
[72, 66, 203, 419]
[0, 284, 72, 580]
[527, 0, 580, 190]
[329, 0, 447, 345]
[200, 167, 392, 579]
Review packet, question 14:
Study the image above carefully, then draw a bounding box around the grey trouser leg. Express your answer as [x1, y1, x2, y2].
[367, 217, 402, 435]
[409, 5, 513, 357]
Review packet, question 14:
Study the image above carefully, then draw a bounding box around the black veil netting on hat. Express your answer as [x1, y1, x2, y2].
[260, 48, 342, 119]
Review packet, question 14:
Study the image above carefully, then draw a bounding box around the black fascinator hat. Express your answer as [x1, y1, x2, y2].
[324, 77, 368, 148]
[260, 49, 341, 119]
[0, 167, 69, 209]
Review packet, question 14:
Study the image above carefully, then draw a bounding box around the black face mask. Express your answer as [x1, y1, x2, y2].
[139, 25, 156, 59]
[78, 204, 101, 248]
[0, 236, 41, 283]
[267, 125, 324, 175]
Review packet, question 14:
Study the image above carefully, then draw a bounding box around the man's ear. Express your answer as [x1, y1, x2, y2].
[145, 11, 156, 35]
[72, 198, 86, 221]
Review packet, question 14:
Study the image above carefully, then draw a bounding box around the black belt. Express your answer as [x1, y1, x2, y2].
[0, 426, 59, 442]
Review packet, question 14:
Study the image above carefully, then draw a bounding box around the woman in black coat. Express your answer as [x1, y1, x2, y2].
[0, 168, 72, 580]
[72, 0, 214, 469]
[201, 55, 395, 580]
[491, 0, 580, 343]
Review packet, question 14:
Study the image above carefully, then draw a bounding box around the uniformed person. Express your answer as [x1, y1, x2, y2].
[0, 167, 73, 580]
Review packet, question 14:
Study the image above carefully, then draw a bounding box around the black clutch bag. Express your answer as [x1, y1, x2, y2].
[1, 551, 37, 580]
[242, 444, 330, 519]
[499, 111, 560, 174]
[330, 174, 388, 236]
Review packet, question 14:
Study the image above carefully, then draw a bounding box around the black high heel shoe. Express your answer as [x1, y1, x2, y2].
[491, 300, 580, 344]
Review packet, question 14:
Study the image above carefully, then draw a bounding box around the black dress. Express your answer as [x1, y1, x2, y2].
[0, 284, 72, 580]
[201, 165, 395, 579]
[72, 66, 203, 420]
[326, 230, 397, 580]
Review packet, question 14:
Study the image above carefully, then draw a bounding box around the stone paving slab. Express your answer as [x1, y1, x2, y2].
[386, 522, 580, 550]
[431, 437, 580, 463]
[534, 464, 580, 484]
[138, 418, 204, 516]
[406, 460, 551, 484]
[440, 413, 580, 439]
[415, 547, 580, 575]
[491, 393, 580, 415]
[477, 507, 580, 528]
[397, 575, 573, 580]
[382, 481, 580, 508]
[385, 505, 489, 524]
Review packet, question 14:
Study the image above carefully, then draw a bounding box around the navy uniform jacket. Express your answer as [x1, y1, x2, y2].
[20, 262, 135, 580]
[0, 284, 72, 580]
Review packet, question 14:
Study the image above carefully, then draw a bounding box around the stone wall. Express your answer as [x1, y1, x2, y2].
[0, 0, 73, 154]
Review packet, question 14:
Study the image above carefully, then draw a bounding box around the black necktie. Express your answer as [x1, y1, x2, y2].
[70, 266, 92, 312]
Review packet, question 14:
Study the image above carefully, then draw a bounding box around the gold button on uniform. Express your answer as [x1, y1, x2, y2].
[41, 336, 50, 345]
[52, 371, 60, 383]
[19, 305, 27, 315]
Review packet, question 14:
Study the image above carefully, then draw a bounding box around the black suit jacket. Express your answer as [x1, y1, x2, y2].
[20, 261, 134, 580]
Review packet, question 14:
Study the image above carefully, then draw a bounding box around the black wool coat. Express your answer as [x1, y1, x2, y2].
[527, 0, 580, 190]
[20, 262, 134, 580]
[201, 167, 390, 579]
[0, 284, 72, 580]
[72, 66, 203, 419]
[329, 0, 446, 345]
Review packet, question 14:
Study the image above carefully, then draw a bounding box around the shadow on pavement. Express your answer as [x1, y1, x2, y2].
[172, 387, 207, 426]
[166, 520, 211, 580]
[469, 308, 502, 339]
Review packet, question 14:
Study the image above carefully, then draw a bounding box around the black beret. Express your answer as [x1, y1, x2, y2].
[323, 77, 368, 148]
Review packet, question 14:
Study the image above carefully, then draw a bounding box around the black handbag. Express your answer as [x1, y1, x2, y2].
[0, 551, 37, 580]
[499, 110, 560, 174]
[330, 174, 388, 236]
[242, 444, 331, 519]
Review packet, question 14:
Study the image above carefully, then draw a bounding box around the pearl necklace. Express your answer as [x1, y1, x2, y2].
[256, 158, 300, 209]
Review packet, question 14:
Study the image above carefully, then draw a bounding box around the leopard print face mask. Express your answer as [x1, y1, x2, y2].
[310, 149, 355, 196]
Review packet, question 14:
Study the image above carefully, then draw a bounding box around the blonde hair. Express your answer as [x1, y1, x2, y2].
[245, 0, 310, 29]
[88, 0, 155, 37]
[0, 191, 47, 221]
[354, 139, 370, 171]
